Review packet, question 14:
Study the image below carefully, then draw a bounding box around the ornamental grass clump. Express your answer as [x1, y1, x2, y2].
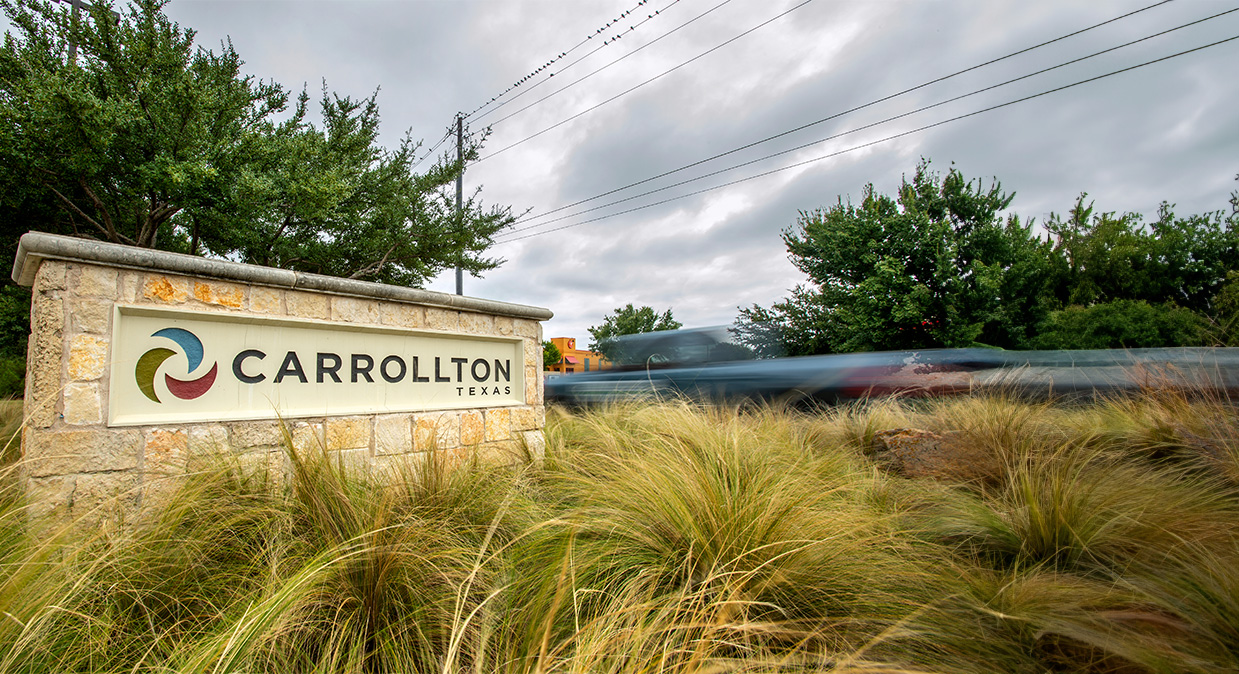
[0, 426, 533, 673]
[506, 403, 935, 672]
[1081, 388, 1239, 483]
[1, 392, 1239, 673]
[0, 457, 284, 672]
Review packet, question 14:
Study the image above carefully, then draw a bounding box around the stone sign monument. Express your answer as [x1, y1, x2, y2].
[11, 231, 552, 524]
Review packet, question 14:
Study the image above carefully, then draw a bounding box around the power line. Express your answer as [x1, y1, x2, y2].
[498, 4, 1235, 238]
[469, 0, 689, 124]
[495, 33, 1239, 245]
[473, 0, 731, 127]
[464, 0, 662, 120]
[475, 0, 819, 164]
[505, 0, 1179, 232]
[416, 1, 713, 179]
[409, 127, 454, 170]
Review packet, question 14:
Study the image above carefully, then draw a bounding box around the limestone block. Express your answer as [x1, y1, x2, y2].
[141, 473, 188, 515]
[325, 416, 371, 451]
[484, 408, 511, 442]
[230, 420, 284, 450]
[241, 444, 286, 457]
[289, 420, 325, 453]
[249, 287, 283, 314]
[70, 265, 118, 299]
[26, 471, 138, 534]
[380, 303, 423, 329]
[494, 316, 515, 336]
[63, 382, 102, 425]
[192, 280, 246, 309]
[521, 430, 547, 462]
[68, 334, 108, 381]
[445, 440, 517, 468]
[144, 428, 189, 475]
[330, 447, 372, 475]
[460, 312, 494, 335]
[35, 260, 67, 291]
[237, 449, 290, 489]
[373, 453, 420, 481]
[375, 414, 413, 455]
[414, 412, 459, 451]
[460, 411, 485, 446]
[425, 307, 459, 332]
[525, 367, 540, 406]
[71, 298, 112, 334]
[143, 275, 190, 304]
[513, 319, 541, 340]
[523, 339, 539, 372]
[331, 296, 381, 325]
[24, 428, 141, 477]
[27, 294, 64, 428]
[25, 474, 75, 522]
[73, 471, 141, 514]
[477, 441, 517, 465]
[510, 406, 538, 431]
[188, 424, 230, 456]
[119, 271, 142, 302]
[286, 291, 330, 320]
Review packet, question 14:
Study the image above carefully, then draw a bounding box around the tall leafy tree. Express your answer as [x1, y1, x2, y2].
[738, 160, 1056, 355]
[588, 304, 682, 359]
[0, 0, 511, 286]
[542, 340, 562, 370]
[1037, 193, 1239, 348]
[740, 162, 1239, 356]
[1043, 196, 1239, 313]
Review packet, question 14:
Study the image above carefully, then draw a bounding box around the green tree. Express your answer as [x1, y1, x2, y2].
[542, 340, 562, 370]
[0, 0, 512, 286]
[0, 286, 28, 397]
[738, 160, 1057, 355]
[1031, 300, 1210, 350]
[1044, 196, 1239, 313]
[588, 304, 681, 359]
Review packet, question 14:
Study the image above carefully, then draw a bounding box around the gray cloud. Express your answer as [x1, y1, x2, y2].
[7, 0, 1238, 342]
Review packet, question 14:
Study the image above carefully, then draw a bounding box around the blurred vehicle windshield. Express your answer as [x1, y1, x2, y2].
[604, 326, 757, 369]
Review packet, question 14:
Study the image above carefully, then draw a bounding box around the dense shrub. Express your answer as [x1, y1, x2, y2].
[0, 357, 24, 399]
[1032, 299, 1211, 349]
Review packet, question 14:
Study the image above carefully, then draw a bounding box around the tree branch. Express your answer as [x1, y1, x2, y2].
[43, 181, 135, 245]
[347, 242, 398, 279]
[268, 214, 294, 249]
[152, 203, 182, 223]
[137, 192, 157, 247]
[77, 178, 119, 242]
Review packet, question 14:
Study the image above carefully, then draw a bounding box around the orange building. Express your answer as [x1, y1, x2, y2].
[546, 337, 612, 374]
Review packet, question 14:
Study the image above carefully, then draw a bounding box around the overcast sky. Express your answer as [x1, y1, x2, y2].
[17, 0, 1239, 342]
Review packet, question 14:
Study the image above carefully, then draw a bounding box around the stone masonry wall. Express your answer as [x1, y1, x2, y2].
[22, 258, 546, 526]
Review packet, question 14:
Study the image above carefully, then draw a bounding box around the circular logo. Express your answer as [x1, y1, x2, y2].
[135, 328, 219, 403]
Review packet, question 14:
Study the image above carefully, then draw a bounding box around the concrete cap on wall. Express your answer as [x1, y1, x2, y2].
[11, 231, 554, 321]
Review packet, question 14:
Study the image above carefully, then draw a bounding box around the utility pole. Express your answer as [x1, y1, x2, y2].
[52, 0, 119, 63]
[455, 114, 464, 296]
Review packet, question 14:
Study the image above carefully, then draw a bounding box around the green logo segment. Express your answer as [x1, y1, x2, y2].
[135, 328, 218, 403]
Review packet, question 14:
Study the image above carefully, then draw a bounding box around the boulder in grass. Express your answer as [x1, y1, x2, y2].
[869, 428, 1003, 486]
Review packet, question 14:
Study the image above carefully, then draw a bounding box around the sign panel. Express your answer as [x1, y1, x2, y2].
[108, 306, 526, 426]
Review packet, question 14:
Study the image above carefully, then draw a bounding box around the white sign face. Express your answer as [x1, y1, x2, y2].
[108, 306, 526, 426]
